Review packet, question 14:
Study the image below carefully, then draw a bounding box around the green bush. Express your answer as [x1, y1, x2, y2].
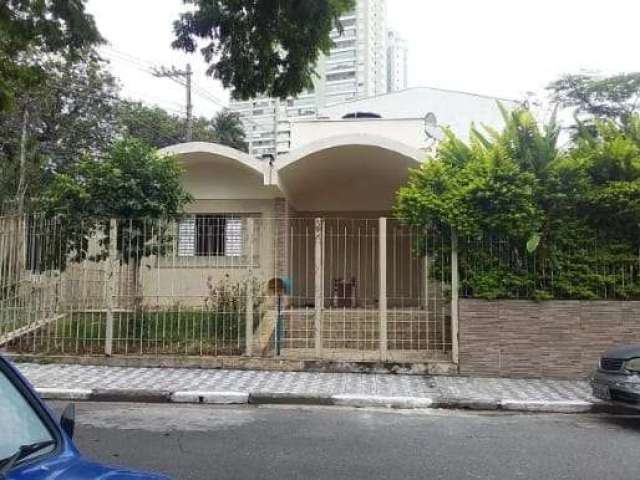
[396, 107, 640, 300]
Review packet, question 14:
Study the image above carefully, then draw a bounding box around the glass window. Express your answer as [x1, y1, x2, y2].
[0, 370, 55, 463]
[178, 215, 243, 257]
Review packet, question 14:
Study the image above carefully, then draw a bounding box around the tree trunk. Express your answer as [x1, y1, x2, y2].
[16, 107, 29, 216]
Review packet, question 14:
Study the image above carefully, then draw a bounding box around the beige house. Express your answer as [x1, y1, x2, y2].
[2, 102, 509, 367]
[142, 117, 452, 364]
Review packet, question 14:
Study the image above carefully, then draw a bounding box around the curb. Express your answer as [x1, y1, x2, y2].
[90, 388, 171, 403]
[36, 387, 612, 414]
[333, 394, 434, 409]
[171, 391, 249, 404]
[249, 392, 334, 406]
[434, 396, 500, 411]
[36, 388, 93, 401]
[499, 399, 594, 413]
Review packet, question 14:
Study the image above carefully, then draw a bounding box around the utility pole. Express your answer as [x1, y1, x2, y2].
[152, 63, 193, 142]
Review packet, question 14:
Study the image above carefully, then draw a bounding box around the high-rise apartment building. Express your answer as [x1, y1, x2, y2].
[387, 30, 408, 92]
[229, 0, 388, 157]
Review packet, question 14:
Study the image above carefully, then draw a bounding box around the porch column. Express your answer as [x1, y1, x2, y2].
[274, 198, 289, 279]
[451, 231, 459, 364]
[245, 218, 255, 356]
[314, 218, 324, 356]
[105, 218, 118, 356]
[378, 217, 387, 358]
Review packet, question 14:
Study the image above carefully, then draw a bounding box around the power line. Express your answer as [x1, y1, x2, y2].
[104, 46, 228, 112]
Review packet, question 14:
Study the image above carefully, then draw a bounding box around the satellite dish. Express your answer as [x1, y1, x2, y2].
[342, 112, 382, 119]
[424, 112, 441, 148]
[424, 112, 437, 127]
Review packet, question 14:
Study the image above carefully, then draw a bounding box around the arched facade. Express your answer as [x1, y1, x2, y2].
[276, 134, 423, 212]
[153, 138, 449, 363]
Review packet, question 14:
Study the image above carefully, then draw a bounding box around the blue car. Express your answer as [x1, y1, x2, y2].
[0, 356, 170, 480]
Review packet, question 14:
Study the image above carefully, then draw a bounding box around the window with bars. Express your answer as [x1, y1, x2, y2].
[178, 215, 243, 257]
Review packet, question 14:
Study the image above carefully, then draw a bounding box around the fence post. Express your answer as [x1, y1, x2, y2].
[105, 218, 118, 356]
[314, 218, 324, 356]
[245, 218, 254, 356]
[379, 217, 388, 359]
[450, 230, 459, 364]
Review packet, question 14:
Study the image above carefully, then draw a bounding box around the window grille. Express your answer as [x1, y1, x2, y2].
[178, 215, 243, 257]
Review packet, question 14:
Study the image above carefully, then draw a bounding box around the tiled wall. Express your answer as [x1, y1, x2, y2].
[459, 300, 640, 379]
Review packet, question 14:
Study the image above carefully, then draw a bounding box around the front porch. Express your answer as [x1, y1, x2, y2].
[1, 137, 458, 366]
[255, 215, 453, 363]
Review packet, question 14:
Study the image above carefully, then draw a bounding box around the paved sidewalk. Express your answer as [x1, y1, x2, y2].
[14, 362, 605, 413]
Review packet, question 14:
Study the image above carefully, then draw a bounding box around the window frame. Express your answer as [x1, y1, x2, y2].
[175, 214, 249, 264]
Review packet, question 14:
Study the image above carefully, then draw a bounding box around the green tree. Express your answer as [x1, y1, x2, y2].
[115, 103, 248, 151]
[37, 137, 192, 304]
[211, 110, 247, 151]
[396, 106, 640, 300]
[115, 101, 197, 148]
[0, 53, 119, 212]
[41, 137, 191, 219]
[172, 0, 355, 100]
[396, 108, 549, 242]
[39, 137, 192, 267]
[0, 0, 103, 111]
[569, 116, 640, 241]
[547, 73, 640, 133]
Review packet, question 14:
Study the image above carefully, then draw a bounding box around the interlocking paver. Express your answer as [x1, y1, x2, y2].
[15, 362, 596, 403]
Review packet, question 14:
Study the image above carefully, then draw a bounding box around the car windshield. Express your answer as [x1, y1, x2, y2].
[0, 369, 55, 464]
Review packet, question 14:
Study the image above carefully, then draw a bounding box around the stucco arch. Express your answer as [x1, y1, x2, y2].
[278, 133, 423, 170]
[160, 142, 265, 175]
[276, 134, 425, 212]
[160, 142, 278, 201]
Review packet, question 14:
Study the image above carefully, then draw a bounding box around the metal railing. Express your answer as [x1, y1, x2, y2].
[0, 214, 453, 362]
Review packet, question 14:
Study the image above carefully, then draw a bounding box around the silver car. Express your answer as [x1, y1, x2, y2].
[591, 344, 640, 409]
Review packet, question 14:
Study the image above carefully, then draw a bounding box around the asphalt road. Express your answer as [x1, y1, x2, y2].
[48, 401, 640, 480]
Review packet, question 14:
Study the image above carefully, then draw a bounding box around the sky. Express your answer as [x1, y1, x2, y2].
[86, 0, 640, 119]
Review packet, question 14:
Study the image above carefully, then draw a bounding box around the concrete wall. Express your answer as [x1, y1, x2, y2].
[289, 118, 429, 151]
[459, 300, 640, 379]
[178, 153, 275, 200]
[140, 199, 281, 307]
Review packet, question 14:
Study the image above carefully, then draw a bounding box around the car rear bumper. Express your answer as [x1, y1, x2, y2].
[591, 370, 640, 409]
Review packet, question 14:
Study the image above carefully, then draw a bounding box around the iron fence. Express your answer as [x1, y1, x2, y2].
[459, 234, 640, 300]
[0, 214, 452, 361]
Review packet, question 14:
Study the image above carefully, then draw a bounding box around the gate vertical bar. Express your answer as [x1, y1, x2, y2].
[245, 218, 254, 356]
[314, 218, 324, 356]
[105, 218, 118, 356]
[451, 230, 459, 364]
[378, 217, 387, 359]
[422, 228, 430, 352]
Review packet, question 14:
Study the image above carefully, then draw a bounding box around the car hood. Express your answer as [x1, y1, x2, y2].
[13, 457, 170, 480]
[602, 344, 640, 360]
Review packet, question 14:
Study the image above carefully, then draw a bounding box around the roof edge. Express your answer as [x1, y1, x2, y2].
[277, 133, 424, 171]
[159, 142, 264, 175]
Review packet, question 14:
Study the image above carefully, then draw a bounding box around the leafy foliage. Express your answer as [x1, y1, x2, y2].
[210, 110, 247, 152]
[396, 105, 640, 300]
[115, 101, 207, 148]
[40, 137, 191, 218]
[0, 0, 102, 111]
[547, 73, 640, 134]
[115, 103, 248, 151]
[0, 53, 119, 211]
[172, 0, 355, 100]
[37, 137, 192, 267]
